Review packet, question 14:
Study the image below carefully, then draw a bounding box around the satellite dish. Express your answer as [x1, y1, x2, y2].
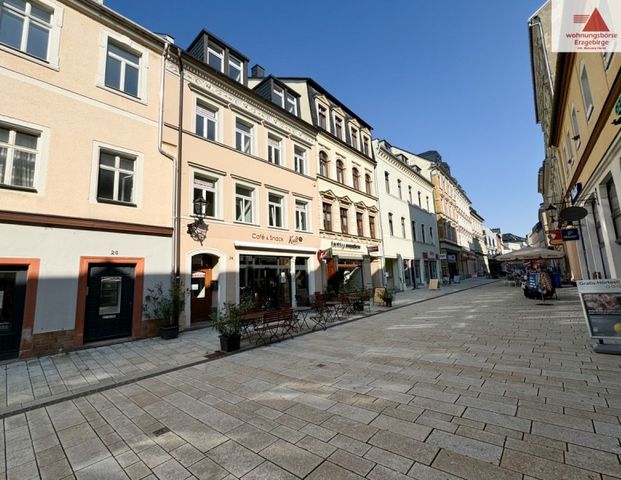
[559, 206, 588, 222]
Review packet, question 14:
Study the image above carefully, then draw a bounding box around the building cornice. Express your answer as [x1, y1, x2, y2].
[167, 59, 316, 146]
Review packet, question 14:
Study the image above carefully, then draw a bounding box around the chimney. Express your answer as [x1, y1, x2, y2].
[251, 64, 265, 78]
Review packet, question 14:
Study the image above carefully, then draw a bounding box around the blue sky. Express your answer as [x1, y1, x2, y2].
[107, 0, 546, 237]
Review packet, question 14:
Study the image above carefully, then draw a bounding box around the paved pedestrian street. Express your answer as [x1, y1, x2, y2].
[3, 281, 621, 480]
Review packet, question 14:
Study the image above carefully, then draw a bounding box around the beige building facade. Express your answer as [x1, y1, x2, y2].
[276, 78, 383, 294]
[530, 1, 621, 280]
[0, 0, 175, 359]
[160, 33, 322, 325]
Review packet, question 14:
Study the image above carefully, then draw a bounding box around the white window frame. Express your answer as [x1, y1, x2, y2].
[228, 54, 243, 83]
[397, 179, 402, 199]
[267, 132, 283, 166]
[0, 0, 62, 68]
[286, 93, 297, 115]
[195, 99, 219, 142]
[362, 135, 370, 156]
[0, 117, 48, 193]
[294, 145, 306, 175]
[94, 148, 138, 205]
[207, 43, 224, 73]
[191, 169, 222, 219]
[295, 198, 310, 232]
[97, 30, 149, 103]
[90, 141, 142, 206]
[234, 117, 254, 155]
[234, 182, 256, 225]
[273, 85, 285, 108]
[267, 191, 285, 229]
[580, 63, 594, 121]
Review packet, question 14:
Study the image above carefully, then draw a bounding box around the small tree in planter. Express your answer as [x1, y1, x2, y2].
[211, 302, 250, 352]
[144, 277, 185, 340]
[380, 289, 393, 307]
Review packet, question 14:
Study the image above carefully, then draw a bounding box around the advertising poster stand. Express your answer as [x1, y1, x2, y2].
[576, 279, 621, 354]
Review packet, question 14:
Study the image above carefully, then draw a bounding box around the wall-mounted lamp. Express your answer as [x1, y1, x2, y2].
[187, 196, 209, 245]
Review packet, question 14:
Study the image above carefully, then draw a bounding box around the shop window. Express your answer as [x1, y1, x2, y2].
[606, 178, 621, 240]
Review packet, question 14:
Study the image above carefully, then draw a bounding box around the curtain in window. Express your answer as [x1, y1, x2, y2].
[11, 150, 35, 187]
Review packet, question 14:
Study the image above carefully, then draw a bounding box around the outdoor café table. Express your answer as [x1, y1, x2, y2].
[292, 306, 313, 331]
[325, 301, 347, 321]
[241, 311, 264, 337]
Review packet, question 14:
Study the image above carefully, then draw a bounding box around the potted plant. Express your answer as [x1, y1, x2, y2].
[144, 277, 186, 340]
[380, 289, 393, 307]
[211, 302, 248, 352]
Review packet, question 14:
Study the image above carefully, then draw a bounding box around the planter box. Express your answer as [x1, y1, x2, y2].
[219, 334, 241, 352]
[160, 325, 179, 340]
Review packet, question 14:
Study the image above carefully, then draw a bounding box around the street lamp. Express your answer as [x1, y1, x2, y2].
[187, 196, 209, 245]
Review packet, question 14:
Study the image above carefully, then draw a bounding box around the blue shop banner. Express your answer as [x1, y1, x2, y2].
[561, 228, 580, 241]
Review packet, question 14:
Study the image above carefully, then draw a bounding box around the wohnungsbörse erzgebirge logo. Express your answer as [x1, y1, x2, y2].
[552, 0, 621, 52]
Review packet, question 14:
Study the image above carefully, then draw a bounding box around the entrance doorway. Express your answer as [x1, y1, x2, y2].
[191, 254, 218, 323]
[0, 268, 27, 360]
[84, 264, 135, 343]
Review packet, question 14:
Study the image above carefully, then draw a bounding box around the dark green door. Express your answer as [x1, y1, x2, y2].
[0, 269, 27, 360]
[84, 264, 134, 343]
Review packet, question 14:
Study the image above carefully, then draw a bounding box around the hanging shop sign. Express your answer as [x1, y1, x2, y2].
[439, 253, 447, 260]
[577, 279, 621, 340]
[561, 228, 580, 241]
[447, 254, 457, 263]
[547, 229, 563, 246]
[316, 248, 332, 261]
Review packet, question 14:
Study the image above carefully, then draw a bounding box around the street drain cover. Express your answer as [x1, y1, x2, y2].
[153, 427, 170, 437]
[317, 364, 326, 368]
[536, 303, 553, 306]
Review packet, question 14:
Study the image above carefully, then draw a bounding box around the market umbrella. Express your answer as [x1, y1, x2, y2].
[496, 247, 564, 262]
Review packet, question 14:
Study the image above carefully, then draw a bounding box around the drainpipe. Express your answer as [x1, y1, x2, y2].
[158, 41, 177, 276]
[158, 41, 184, 326]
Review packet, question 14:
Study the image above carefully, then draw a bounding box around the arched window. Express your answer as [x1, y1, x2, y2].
[319, 151, 329, 177]
[352, 168, 360, 190]
[365, 174, 372, 194]
[336, 160, 345, 184]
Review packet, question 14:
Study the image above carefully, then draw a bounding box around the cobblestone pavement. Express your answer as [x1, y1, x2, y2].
[0, 279, 492, 414]
[6, 281, 618, 480]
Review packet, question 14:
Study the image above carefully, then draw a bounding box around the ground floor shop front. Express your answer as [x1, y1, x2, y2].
[0, 221, 172, 359]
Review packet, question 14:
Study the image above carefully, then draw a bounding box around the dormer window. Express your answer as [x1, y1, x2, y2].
[273, 85, 284, 107]
[351, 127, 359, 150]
[362, 135, 370, 156]
[207, 44, 223, 71]
[286, 93, 297, 115]
[334, 116, 343, 140]
[318, 105, 328, 130]
[228, 54, 243, 83]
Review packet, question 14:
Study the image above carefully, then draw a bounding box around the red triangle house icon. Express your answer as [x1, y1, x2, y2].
[583, 8, 609, 32]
